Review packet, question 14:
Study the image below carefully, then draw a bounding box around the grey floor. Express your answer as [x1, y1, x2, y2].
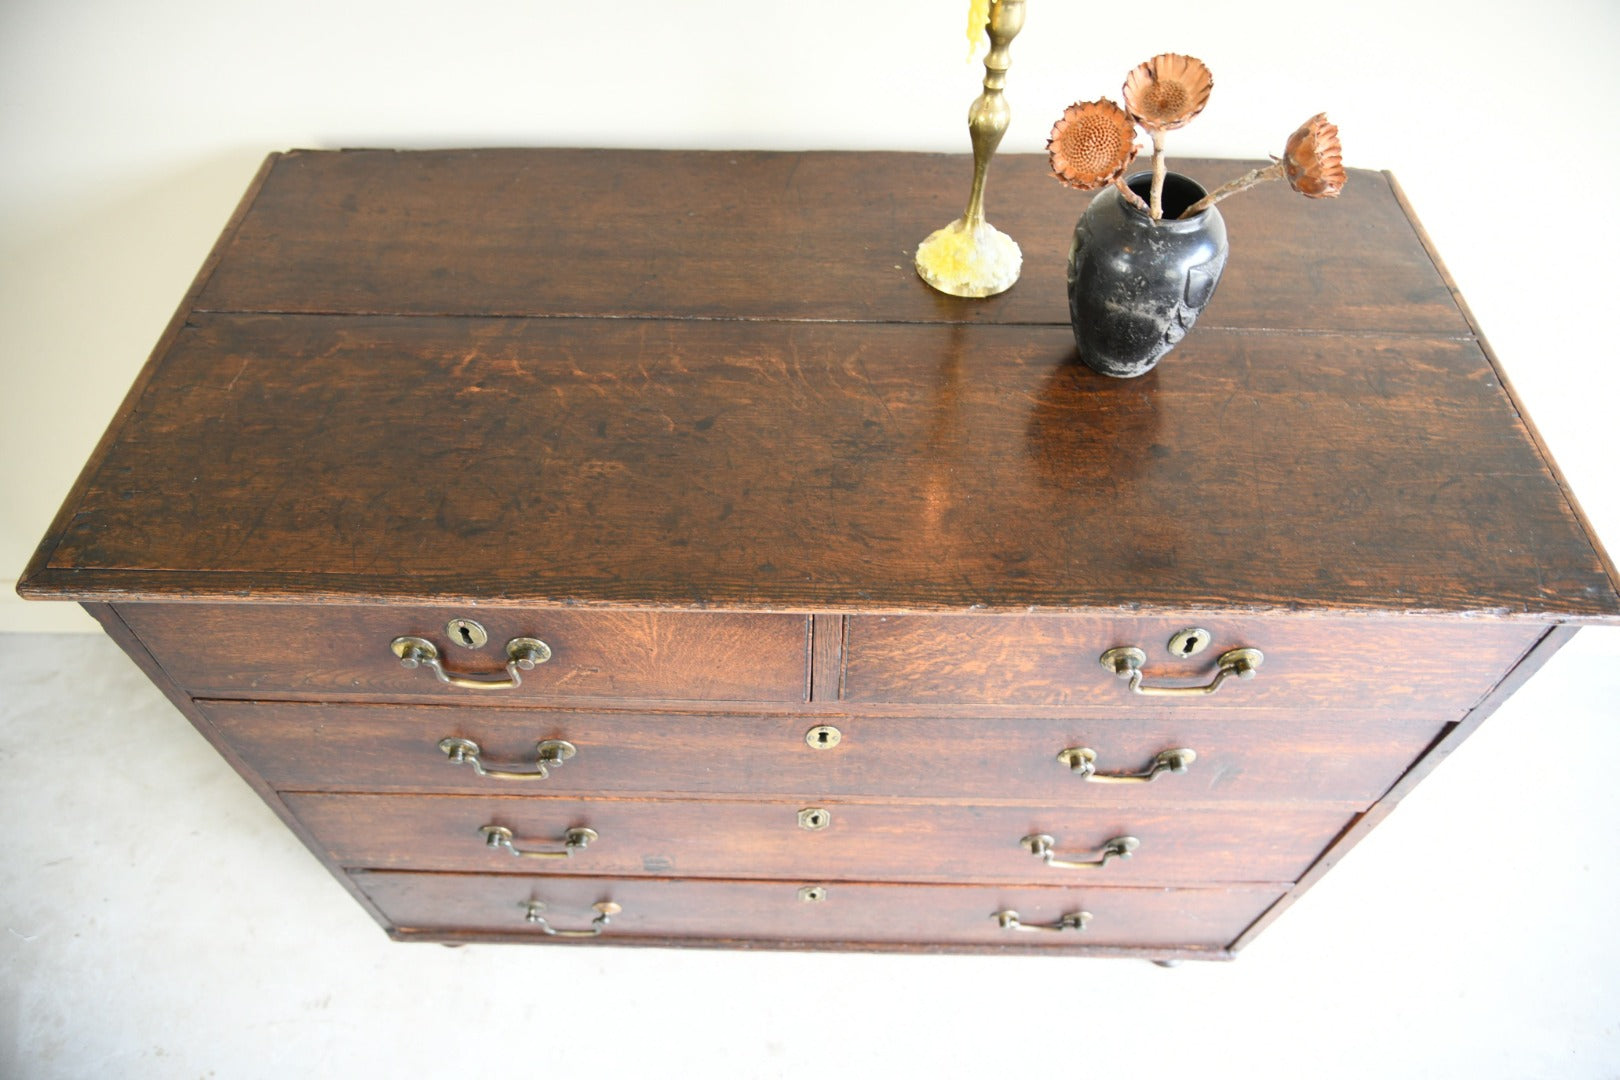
[3, 629, 1618, 1078]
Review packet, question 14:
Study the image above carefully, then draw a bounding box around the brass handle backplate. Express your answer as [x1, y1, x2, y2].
[480, 824, 597, 859]
[439, 737, 576, 780]
[391, 635, 551, 690]
[521, 899, 621, 936]
[993, 909, 1091, 933]
[1099, 646, 1263, 697]
[1022, 833, 1139, 870]
[1057, 746, 1196, 783]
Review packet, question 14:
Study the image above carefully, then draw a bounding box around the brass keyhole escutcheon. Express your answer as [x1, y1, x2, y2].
[798, 886, 828, 903]
[805, 725, 842, 750]
[446, 618, 489, 649]
[798, 807, 831, 831]
[1167, 627, 1211, 658]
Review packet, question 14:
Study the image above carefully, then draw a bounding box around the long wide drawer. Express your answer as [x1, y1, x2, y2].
[353, 870, 1284, 952]
[286, 793, 1349, 886]
[204, 700, 1441, 807]
[118, 603, 809, 703]
[844, 614, 1538, 715]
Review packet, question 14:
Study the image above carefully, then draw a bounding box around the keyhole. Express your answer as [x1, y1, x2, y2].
[805, 725, 842, 750]
[1166, 628, 1211, 658]
[445, 619, 488, 649]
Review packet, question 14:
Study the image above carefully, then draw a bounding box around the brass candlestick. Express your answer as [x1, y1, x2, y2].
[915, 0, 1026, 298]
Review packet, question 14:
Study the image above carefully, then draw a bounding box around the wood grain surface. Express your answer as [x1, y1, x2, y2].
[843, 614, 1540, 712]
[25, 312, 1617, 618]
[201, 699, 1440, 807]
[193, 150, 1467, 334]
[14, 148, 1617, 960]
[284, 791, 1350, 886]
[118, 604, 809, 703]
[352, 870, 1283, 951]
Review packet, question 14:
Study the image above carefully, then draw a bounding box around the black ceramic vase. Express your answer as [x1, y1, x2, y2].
[1067, 171, 1228, 378]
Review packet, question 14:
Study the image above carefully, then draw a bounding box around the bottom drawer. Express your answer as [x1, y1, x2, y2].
[351, 871, 1283, 953]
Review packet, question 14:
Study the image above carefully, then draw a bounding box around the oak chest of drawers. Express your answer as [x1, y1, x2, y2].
[20, 148, 1619, 961]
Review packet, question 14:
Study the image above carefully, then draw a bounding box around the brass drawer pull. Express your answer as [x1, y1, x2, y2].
[439, 737, 576, 780]
[993, 909, 1091, 933]
[1022, 833, 1139, 870]
[521, 899, 621, 936]
[390, 635, 551, 690]
[479, 824, 597, 859]
[1057, 746, 1196, 783]
[1099, 646, 1263, 696]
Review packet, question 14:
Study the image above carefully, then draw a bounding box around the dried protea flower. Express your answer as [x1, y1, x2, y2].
[1121, 53, 1213, 132]
[1121, 54, 1213, 219]
[1047, 98, 1139, 191]
[1281, 112, 1345, 198]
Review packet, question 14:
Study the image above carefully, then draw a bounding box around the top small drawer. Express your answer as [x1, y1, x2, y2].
[843, 615, 1541, 715]
[118, 603, 809, 704]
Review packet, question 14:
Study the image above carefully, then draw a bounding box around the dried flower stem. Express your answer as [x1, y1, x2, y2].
[1114, 176, 1151, 214]
[1180, 161, 1285, 218]
[1149, 130, 1167, 220]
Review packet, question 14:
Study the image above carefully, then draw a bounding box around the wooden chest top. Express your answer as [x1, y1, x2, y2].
[19, 149, 1619, 622]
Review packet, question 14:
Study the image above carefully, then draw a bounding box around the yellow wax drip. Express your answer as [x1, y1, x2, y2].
[966, 0, 991, 59]
[915, 217, 1022, 299]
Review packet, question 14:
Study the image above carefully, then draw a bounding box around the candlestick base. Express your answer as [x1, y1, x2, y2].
[915, 216, 1023, 298]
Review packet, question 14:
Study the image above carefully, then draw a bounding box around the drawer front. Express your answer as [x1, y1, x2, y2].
[204, 700, 1440, 807]
[354, 871, 1284, 950]
[844, 614, 1538, 714]
[119, 603, 809, 703]
[286, 793, 1349, 886]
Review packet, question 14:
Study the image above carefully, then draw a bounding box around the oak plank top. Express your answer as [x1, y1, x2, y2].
[195, 149, 1467, 334]
[19, 149, 1619, 618]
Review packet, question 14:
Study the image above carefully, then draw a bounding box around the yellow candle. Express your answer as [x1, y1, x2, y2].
[967, 0, 991, 58]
